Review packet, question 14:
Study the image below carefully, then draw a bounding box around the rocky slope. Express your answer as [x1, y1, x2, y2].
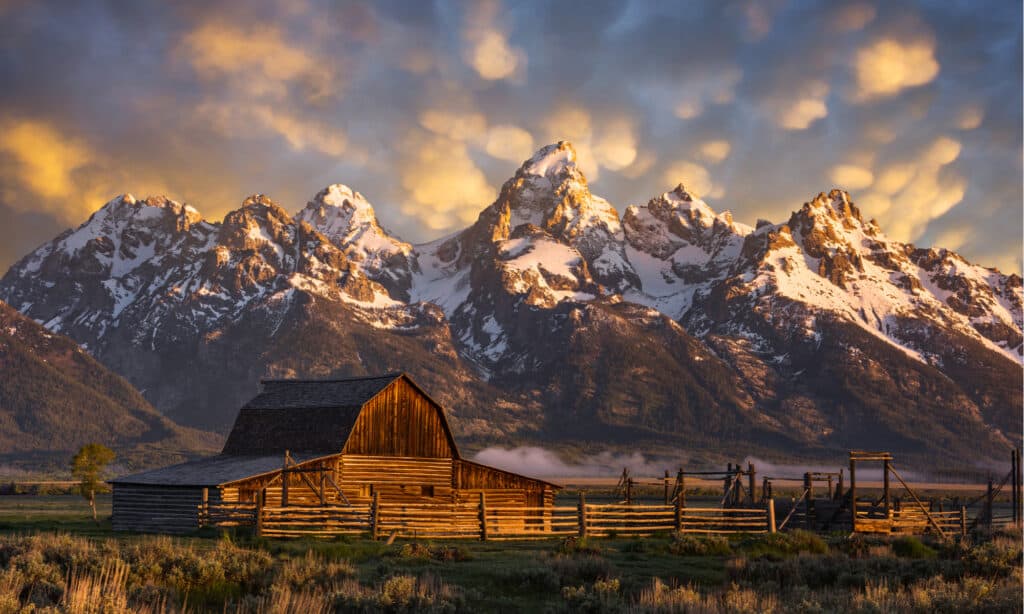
[0, 299, 218, 469]
[1, 142, 1020, 468]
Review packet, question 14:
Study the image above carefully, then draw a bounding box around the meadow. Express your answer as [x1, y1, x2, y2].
[0, 494, 1020, 613]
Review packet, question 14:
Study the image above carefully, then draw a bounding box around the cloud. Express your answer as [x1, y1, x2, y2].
[830, 164, 874, 190]
[484, 124, 534, 162]
[831, 3, 876, 32]
[0, 117, 173, 224]
[462, 0, 526, 81]
[473, 446, 670, 477]
[419, 109, 488, 143]
[593, 119, 638, 171]
[852, 37, 940, 101]
[398, 131, 495, 230]
[179, 20, 337, 103]
[197, 103, 349, 157]
[673, 66, 743, 120]
[0, 119, 92, 201]
[956, 105, 985, 131]
[775, 81, 829, 130]
[860, 136, 966, 242]
[699, 139, 731, 164]
[662, 160, 722, 199]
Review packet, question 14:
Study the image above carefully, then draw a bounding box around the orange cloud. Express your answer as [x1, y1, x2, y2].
[853, 37, 940, 101]
[180, 21, 337, 102]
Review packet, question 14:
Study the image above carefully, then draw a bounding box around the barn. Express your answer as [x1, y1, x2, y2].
[110, 373, 559, 534]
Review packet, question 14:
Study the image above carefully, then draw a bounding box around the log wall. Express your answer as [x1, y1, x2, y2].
[112, 484, 222, 533]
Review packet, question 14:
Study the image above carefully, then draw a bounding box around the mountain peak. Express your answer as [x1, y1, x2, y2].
[303, 184, 379, 229]
[520, 141, 578, 179]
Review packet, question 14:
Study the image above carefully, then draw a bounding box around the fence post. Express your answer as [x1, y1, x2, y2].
[675, 489, 683, 532]
[1017, 447, 1023, 528]
[960, 505, 967, 537]
[479, 492, 488, 541]
[578, 492, 587, 538]
[371, 492, 380, 540]
[748, 463, 756, 506]
[679, 468, 686, 508]
[200, 488, 208, 528]
[768, 498, 776, 533]
[985, 476, 994, 528]
[664, 470, 670, 505]
[255, 489, 265, 537]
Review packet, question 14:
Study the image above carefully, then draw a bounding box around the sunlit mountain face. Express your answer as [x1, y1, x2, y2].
[0, 1, 1020, 277]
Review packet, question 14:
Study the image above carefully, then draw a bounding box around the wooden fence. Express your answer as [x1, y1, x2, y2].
[199, 497, 773, 540]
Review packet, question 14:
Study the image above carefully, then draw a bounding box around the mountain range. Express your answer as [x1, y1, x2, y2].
[1, 141, 1020, 470]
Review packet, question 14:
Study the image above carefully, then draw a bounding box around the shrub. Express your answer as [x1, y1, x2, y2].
[547, 554, 616, 586]
[892, 536, 938, 559]
[668, 533, 732, 556]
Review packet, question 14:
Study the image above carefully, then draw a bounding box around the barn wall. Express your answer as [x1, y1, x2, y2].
[343, 378, 455, 458]
[112, 484, 218, 533]
[338, 455, 455, 504]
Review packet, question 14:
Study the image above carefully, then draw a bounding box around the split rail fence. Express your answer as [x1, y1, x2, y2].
[199, 496, 774, 540]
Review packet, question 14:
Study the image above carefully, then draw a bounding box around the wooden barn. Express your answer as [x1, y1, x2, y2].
[111, 373, 559, 534]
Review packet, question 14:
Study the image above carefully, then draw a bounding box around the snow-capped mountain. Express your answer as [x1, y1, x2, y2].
[1, 141, 1019, 467]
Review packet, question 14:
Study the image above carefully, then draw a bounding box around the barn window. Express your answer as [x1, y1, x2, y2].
[422, 485, 435, 497]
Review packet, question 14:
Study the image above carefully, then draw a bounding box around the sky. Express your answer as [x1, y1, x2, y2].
[0, 0, 1020, 273]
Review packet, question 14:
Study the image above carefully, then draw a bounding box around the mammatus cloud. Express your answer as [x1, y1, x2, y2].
[830, 164, 874, 190]
[673, 67, 743, 121]
[852, 36, 940, 101]
[462, 0, 525, 81]
[699, 140, 731, 164]
[858, 136, 965, 241]
[485, 124, 535, 162]
[198, 103, 349, 157]
[776, 81, 829, 130]
[398, 131, 495, 231]
[662, 160, 723, 200]
[831, 3, 877, 32]
[179, 21, 337, 103]
[956, 106, 985, 131]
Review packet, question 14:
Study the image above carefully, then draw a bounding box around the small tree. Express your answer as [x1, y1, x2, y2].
[71, 443, 116, 523]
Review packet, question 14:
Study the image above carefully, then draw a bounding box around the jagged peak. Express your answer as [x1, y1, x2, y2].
[802, 189, 864, 224]
[302, 183, 379, 228]
[520, 140, 578, 179]
[233, 194, 292, 223]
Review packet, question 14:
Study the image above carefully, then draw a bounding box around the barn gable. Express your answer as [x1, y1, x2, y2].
[343, 375, 459, 458]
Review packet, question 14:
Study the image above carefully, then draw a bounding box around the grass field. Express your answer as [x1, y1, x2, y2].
[0, 494, 1020, 612]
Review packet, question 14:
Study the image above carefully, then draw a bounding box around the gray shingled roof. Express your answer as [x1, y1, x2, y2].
[221, 373, 403, 455]
[244, 373, 402, 410]
[110, 453, 330, 486]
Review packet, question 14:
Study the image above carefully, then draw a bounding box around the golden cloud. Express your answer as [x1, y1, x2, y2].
[699, 139, 732, 164]
[485, 124, 535, 162]
[860, 136, 966, 242]
[776, 81, 829, 130]
[673, 67, 743, 120]
[853, 37, 940, 101]
[399, 131, 495, 230]
[419, 109, 488, 143]
[593, 120, 638, 171]
[462, 0, 525, 81]
[830, 164, 874, 190]
[180, 21, 336, 102]
[197, 103, 349, 158]
[0, 117, 174, 223]
[662, 160, 722, 199]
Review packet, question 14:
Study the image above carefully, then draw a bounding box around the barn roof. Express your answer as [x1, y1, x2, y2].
[221, 373, 420, 455]
[110, 453, 330, 487]
[244, 373, 402, 410]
